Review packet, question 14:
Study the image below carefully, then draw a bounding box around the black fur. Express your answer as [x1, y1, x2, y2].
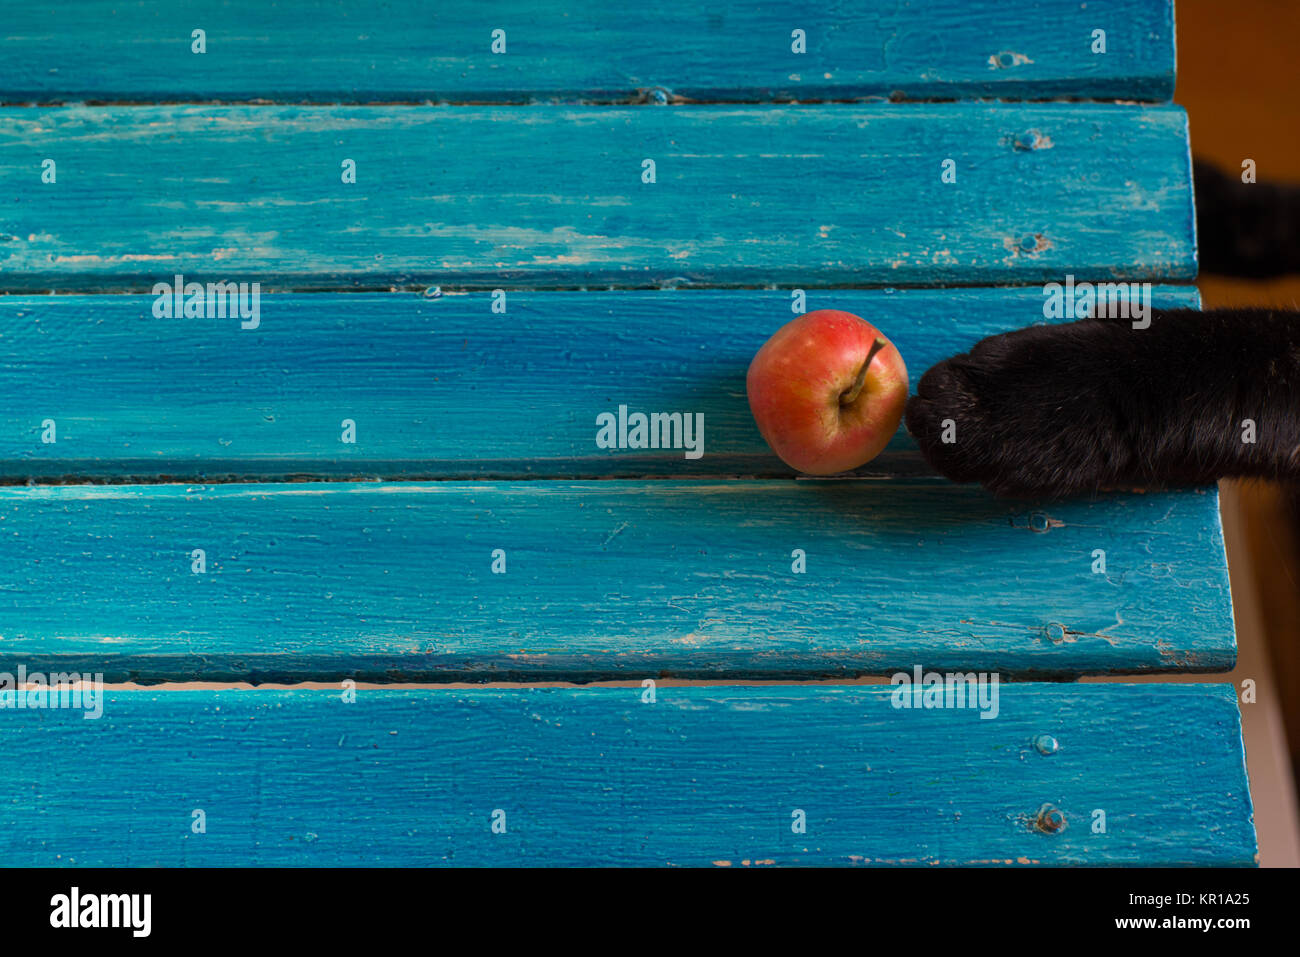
[1195, 158, 1300, 278]
[905, 308, 1300, 499]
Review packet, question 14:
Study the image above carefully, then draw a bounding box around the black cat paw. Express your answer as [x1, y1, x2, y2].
[905, 320, 1131, 498]
[908, 308, 1300, 495]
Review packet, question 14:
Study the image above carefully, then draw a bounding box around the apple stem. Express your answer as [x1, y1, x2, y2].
[839, 338, 888, 406]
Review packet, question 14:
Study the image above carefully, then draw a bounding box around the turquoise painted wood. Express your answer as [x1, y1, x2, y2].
[0, 685, 1254, 867]
[0, 287, 1201, 479]
[0, 480, 1233, 681]
[0, 0, 1255, 869]
[0, 103, 1195, 290]
[0, 1, 1177, 104]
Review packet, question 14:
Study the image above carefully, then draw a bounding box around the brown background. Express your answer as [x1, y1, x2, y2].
[1172, 0, 1300, 866]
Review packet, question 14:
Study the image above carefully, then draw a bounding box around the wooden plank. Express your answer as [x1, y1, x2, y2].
[0, 103, 1196, 290]
[0, 1, 1178, 104]
[0, 479, 1234, 681]
[0, 287, 1202, 480]
[0, 685, 1254, 866]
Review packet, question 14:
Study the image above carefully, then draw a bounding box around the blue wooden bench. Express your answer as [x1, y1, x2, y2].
[0, 0, 1255, 866]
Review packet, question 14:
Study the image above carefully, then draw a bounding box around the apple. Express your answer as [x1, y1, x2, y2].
[746, 309, 909, 474]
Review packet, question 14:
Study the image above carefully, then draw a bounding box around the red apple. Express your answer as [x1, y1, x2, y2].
[746, 310, 909, 474]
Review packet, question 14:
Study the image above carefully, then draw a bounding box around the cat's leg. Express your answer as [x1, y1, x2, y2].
[904, 308, 1300, 499]
[1196, 160, 1300, 278]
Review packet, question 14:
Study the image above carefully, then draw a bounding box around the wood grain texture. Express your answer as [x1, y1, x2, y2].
[0, 287, 1202, 479]
[0, 1, 1177, 104]
[0, 480, 1234, 681]
[0, 685, 1254, 867]
[0, 103, 1195, 290]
